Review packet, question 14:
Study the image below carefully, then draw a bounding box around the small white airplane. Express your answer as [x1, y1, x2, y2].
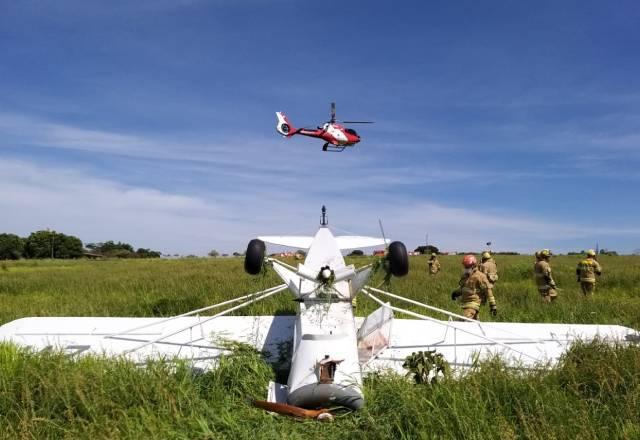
[1, 206, 638, 419]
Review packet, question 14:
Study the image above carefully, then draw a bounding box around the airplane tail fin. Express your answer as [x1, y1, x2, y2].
[276, 112, 296, 137]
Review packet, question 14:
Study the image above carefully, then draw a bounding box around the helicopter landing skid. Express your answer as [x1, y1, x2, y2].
[322, 143, 346, 152]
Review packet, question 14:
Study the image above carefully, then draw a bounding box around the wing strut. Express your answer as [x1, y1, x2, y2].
[365, 285, 546, 348]
[122, 284, 289, 354]
[104, 284, 288, 342]
[361, 288, 543, 362]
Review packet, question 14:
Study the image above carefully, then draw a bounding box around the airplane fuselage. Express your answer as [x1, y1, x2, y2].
[271, 227, 366, 410]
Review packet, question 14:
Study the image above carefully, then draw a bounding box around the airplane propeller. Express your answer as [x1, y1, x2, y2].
[252, 400, 333, 421]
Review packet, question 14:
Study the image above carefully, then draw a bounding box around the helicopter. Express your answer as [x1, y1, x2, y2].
[276, 102, 373, 152]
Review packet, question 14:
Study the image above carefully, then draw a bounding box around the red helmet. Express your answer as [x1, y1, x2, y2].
[462, 254, 477, 268]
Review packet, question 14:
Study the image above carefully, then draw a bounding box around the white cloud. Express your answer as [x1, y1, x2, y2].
[2, 158, 638, 255]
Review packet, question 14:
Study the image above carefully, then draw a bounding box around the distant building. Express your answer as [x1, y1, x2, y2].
[270, 252, 299, 258]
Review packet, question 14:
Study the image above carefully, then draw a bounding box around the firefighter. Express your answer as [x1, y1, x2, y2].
[451, 254, 497, 320]
[534, 249, 557, 303]
[427, 253, 441, 275]
[479, 251, 498, 289]
[576, 249, 602, 296]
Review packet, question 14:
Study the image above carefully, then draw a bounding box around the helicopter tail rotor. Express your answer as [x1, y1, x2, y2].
[276, 112, 296, 137]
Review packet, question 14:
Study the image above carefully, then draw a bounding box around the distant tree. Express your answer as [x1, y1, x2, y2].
[414, 245, 439, 255]
[0, 233, 25, 260]
[24, 230, 83, 259]
[296, 250, 307, 257]
[222, 253, 229, 257]
[208, 249, 220, 257]
[99, 241, 135, 253]
[87, 241, 138, 258]
[348, 249, 364, 256]
[232, 252, 242, 257]
[135, 248, 161, 258]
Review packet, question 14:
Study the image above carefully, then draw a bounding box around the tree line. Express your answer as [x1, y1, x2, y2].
[0, 231, 161, 260]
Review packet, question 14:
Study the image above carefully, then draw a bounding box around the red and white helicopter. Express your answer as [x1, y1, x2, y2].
[276, 102, 373, 152]
[1, 207, 638, 420]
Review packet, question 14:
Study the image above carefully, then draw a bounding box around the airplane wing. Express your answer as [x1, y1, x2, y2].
[361, 319, 638, 374]
[0, 316, 295, 371]
[258, 235, 387, 250]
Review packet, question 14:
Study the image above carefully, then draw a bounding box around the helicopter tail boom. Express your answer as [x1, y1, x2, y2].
[276, 112, 296, 137]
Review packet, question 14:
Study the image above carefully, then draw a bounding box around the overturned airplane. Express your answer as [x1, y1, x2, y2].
[1, 206, 638, 418]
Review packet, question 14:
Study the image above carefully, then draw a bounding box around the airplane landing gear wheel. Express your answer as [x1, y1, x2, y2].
[387, 241, 409, 277]
[244, 239, 266, 275]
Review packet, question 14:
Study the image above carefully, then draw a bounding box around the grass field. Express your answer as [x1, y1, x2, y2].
[2, 255, 639, 327]
[1, 255, 640, 439]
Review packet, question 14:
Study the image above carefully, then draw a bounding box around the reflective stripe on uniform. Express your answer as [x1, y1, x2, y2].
[461, 301, 481, 311]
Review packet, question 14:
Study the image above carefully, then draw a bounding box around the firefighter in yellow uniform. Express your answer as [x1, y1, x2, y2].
[576, 249, 602, 296]
[479, 251, 498, 289]
[451, 254, 497, 320]
[534, 249, 557, 303]
[427, 253, 441, 275]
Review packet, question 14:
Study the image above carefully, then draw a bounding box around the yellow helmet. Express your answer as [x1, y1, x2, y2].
[481, 251, 491, 260]
[539, 249, 552, 258]
[586, 249, 596, 257]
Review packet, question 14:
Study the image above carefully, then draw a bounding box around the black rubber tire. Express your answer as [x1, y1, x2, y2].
[387, 241, 409, 277]
[244, 239, 266, 275]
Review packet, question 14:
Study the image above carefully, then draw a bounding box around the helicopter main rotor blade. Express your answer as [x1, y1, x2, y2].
[340, 120, 374, 124]
[330, 102, 336, 123]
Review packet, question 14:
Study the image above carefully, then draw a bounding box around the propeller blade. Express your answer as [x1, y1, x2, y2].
[252, 400, 332, 420]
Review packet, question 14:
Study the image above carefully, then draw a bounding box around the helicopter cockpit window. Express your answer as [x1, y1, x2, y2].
[345, 129, 358, 135]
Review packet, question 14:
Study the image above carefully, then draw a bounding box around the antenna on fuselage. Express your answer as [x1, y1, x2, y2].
[320, 205, 328, 227]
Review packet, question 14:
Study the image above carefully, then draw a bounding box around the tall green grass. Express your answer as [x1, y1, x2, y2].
[1, 256, 639, 328]
[1, 341, 639, 439]
[1, 257, 639, 438]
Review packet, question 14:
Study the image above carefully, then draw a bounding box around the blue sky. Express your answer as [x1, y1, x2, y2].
[1, 0, 639, 254]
